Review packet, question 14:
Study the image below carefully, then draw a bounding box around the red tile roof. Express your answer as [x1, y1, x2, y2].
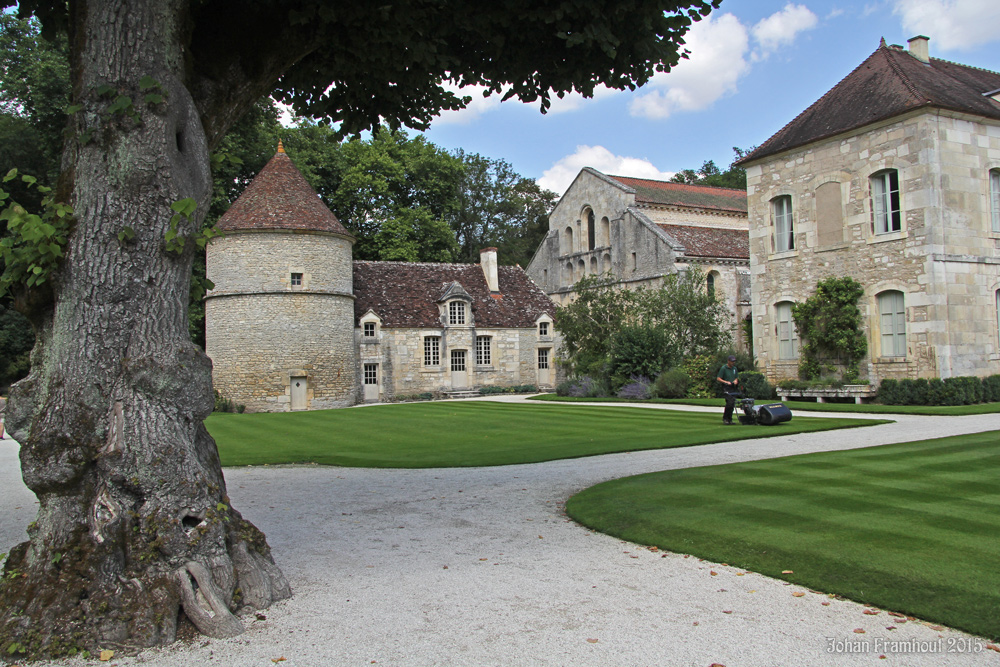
[607, 176, 747, 214]
[353, 261, 555, 328]
[217, 145, 352, 237]
[657, 224, 749, 260]
[741, 41, 1000, 164]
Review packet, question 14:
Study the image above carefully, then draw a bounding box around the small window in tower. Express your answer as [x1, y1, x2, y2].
[290, 272, 303, 287]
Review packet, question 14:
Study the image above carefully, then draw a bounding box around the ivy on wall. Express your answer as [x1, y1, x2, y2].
[792, 276, 867, 381]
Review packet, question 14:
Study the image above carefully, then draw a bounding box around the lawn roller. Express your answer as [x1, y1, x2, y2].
[728, 393, 793, 425]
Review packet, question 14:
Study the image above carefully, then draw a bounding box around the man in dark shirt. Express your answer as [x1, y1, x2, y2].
[716, 355, 739, 425]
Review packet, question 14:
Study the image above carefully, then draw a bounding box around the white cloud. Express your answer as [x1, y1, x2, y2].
[628, 12, 750, 120]
[537, 145, 674, 196]
[892, 0, 1000, 50]
[751, 4, 819, 57]
[432, 83, 504, 125]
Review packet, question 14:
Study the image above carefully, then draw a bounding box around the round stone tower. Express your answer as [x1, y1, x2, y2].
[205, 142, 357, 411]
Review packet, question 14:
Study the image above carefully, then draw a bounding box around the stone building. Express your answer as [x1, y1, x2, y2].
[206, 145, 560, 412]
[525, 167, 751, 346]
[740, 36, 1000, 383]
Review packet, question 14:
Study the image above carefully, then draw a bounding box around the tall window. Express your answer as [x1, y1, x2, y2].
[871, 170, 901, 234]
[878, 291, 906, 357]
[423, 336, 440, 366]
[363, 363, 378, 385]
[776, 301, 799, 360]
[706, 272, 717, 298]
[448, 301, 466, 325]
[563, 226, 574, 255]
[587, 209, 596, 250]
[537, 348, 550, 369]
[772, 196, 794, 252]
[476, 336, 492, 366]
[990, 169, 1000, 233]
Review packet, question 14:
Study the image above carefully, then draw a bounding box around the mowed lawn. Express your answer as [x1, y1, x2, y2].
[566, 430, 1000, 640]
[206, 401, 883, 468]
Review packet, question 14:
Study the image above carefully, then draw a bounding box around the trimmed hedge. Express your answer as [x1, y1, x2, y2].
[877, 375, 1000, 406]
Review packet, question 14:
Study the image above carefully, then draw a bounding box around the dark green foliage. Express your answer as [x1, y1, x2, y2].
[0, 302, 33, 391]
[652, 367, 690, 398]
[213, 391, 245, 414]
[556, 269, 732, 382]
[616, 376, 652, 400]
[669, 147, 755, 190]
[983, 375, 1000, 402]
[791, 277, 867, 381]
[878, 376, 998, 406]
[567, 431, 1000, 640]
[737, 371, 774, 400]
[608, 325, 675, 390]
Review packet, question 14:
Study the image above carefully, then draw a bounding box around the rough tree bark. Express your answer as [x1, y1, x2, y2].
[0, 1, 289, 658]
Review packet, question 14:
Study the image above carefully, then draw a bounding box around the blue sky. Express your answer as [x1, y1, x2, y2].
[415, 0, 1000, 195]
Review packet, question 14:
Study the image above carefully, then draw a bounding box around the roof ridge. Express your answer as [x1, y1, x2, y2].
[608, 174, 745, 194]
[353, 260, 478, 268]
[929, 55, 1000, 77]
[882, 44, 925, 103]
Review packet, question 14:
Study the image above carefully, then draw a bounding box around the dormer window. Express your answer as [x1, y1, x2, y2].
[539, 322, 549, 337]
[449, 301, 466, 325]
[290, 272, 303, 287]
[363, 322, 376, 338]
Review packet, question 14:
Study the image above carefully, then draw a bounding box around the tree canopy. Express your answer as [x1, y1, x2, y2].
[670, 146, 755, 190]
[0, 0, 721, 659]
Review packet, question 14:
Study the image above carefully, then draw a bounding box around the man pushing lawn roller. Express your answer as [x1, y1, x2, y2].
[716, 355, 740, 424]
[716, 356, 793, 426]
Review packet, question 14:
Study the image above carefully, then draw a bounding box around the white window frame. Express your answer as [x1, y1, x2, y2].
[538, 321, 549, 337]
[363, 363, 378, 385]
[476, 335, 492, 366]
[537, 348, 550, 370]
[448, 300, 466, 325]
[772, 196, 794, 252]
[871, 170, 902, 234]
[776, 301, 799, 360]
[990, 169, 1000, 233]
[878, 291, 907, 358]
[450, 348, 467, 372]
[423, 336, 441, 366]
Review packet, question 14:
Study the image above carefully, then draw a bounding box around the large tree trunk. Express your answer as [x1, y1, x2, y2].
[0, 1, 289, 659]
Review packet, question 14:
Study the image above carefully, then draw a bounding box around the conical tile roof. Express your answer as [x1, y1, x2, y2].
[217, 142, 352, 237]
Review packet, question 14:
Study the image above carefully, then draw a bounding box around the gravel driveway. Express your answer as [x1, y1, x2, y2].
[2, 398, 998, 666]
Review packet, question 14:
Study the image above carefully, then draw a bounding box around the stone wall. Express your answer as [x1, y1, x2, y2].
[746, 109, 1000, 382]
[356, 326, 563, 399]
[206, 230, 357, 411]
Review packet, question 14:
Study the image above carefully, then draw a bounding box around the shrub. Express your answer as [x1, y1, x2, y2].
[653, 368, 690, 399]
[791, 276, 867, 381]
[607, 324, 676, 391]
[983, 375, 1000, 402]
[479, 386, 506, 395]
[559, 376, 608, 398]
[213, 391, 245, 413]
[617, 376, 652, 400]
[511, 384, 539, 394]
[738, 371, 775, 400]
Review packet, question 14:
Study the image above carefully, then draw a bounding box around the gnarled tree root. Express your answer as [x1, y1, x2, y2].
[176, 562, 245, 639]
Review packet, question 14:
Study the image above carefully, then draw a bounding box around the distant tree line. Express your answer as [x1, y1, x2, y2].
[669, 146, 756, 190]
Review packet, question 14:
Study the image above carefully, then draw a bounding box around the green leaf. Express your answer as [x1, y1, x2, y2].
[65, 104, 83, 114]
[95, 83, 117, 98]
[144, 93, 163, 105]
[3, 169, 18, 183]
[138, 75, 160, 91]
[170, 197, 197, 217]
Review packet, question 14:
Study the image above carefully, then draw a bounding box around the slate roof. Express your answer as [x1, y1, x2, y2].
[657, 224, 749, 260]
[353, 261, 555, 328]
[741, 40, 1000, 164]
[606, 175, 747, 214]
[217, 144, 352, 237]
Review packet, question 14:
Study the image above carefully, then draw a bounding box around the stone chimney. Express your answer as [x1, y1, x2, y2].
[907, 35, 930, 63]
[480, 247, 499, 293]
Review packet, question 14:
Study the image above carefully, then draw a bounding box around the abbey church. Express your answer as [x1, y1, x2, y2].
[205, 145, 560, 412]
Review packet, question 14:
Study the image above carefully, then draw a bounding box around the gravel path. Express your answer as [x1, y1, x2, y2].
[2, 398, 999, 667]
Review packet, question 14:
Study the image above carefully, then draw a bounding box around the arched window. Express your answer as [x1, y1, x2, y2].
[775, 301, 799, 360]
[589, 256, 598, 274]
[587, 209, 596, 250]
[562, 226, 574, 255]
[564, 262, 574, 285]
[576, 259, 586, 281]
[871, 169, 901, 234]
[877, 290, 906, 357]
[600, 216, 610, 247]
[706, 271, 719, 299]
[771, 195, 794, 252]
[990, 169, 1000, 233]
